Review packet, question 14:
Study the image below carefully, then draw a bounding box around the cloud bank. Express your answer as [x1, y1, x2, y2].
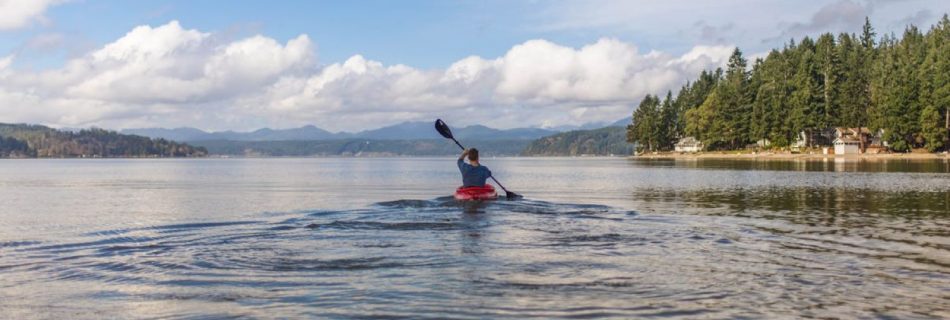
[0, 21, 732, 131]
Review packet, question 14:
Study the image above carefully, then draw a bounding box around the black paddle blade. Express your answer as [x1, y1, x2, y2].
[434, 119, 454, 139]
[505, 191, 523, 200]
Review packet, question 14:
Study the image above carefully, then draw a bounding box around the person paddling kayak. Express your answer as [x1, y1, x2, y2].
[455, 148, 497, 200]
[458, 148, 491, 187]
[436, 118, 519, 199]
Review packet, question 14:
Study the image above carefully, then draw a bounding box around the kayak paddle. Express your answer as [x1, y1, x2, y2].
[435, 119, 522, 200]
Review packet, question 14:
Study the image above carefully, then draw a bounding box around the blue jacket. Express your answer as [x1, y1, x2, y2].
[458, 159, 491, 187]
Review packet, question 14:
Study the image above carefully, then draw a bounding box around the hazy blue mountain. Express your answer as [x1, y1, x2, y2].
[541, 116, 632, 131]
[193, 139, 530, 157]
[121, 127, 214, 141]
[353, 121, 557, 140]
[444, 124, 557, 140]
[294, 121, 557, 140]
[217, 125, 338, 140]
[125, 121, 560, 142]
[353, 122, 557, 140]
[545, 121, 611, 132]
[123, 125, 340, 141]
[352, 121, 438, 140]
[609, 117, 632, 127]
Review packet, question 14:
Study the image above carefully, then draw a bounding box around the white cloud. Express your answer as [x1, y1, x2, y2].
[0, 0, 62, 30]
[56, 21, 314, 104]
[242, 37, 732, 130]
[0, 20, 732, 131]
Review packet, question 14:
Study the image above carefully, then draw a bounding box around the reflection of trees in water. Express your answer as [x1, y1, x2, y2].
[634, 187, 949, 237]
[635, 158, 950, 173]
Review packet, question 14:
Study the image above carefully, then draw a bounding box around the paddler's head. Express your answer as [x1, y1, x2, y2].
[468, 148, 479, 165]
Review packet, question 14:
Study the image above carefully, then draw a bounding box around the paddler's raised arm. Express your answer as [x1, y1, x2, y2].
[458, 149, 470, 172]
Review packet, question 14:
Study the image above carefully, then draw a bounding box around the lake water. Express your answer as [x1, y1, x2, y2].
[1, 157, 948, 319]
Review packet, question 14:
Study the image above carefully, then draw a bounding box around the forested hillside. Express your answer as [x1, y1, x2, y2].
[0, 123, 207, 158]
[521, 127, 633, 156]
[628, 16, 950, 152]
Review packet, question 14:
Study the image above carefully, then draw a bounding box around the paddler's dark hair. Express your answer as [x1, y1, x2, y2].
[468, 148, 479, 161]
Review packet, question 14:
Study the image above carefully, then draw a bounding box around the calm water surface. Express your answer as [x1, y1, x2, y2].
[0, 157, 948, 319]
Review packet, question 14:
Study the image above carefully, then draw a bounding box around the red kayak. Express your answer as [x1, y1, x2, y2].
[454, 185, 498, 201]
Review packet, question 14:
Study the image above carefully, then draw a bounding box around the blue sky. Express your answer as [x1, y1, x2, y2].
[0, 0, 947, 131]
[5, 1, 564, 70]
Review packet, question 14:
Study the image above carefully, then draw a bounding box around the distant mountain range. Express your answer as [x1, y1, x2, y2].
[1, 119, 635, 157]
[197, 139, 533, 157]
[121, 125, 337, 142]
[121, 118, 630, 142]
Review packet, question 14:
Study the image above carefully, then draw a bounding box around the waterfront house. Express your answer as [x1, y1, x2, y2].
[833, 127, 889, 153]
[833, 136, 861, 154]
[675, 137, 703, 152]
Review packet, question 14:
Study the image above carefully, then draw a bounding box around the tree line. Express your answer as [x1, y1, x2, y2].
[0, 123, 207, 158]
[628, 15, 950, 152]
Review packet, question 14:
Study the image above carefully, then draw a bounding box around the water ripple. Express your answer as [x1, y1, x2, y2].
[1, 198, 948, 319]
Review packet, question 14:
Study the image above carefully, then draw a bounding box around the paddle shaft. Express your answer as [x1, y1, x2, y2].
[450, 137, 512, 193]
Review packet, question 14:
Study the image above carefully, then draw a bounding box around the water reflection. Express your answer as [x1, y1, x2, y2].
[635, 187, 949, 218]
[459, 205, 488, 257]
[633, 186, 950, 269]
[630, 157, 950, 173]
[460, 199, 492, 214]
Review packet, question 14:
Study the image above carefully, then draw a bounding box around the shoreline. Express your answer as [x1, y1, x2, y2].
[2, 153, 949, 160]
[632, 151, 949, 160]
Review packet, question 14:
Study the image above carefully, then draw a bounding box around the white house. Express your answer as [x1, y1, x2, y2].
[675, 137, 703, 152]
[833, 136, 861, 155]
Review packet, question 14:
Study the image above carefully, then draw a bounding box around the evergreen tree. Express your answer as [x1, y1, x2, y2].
[872, 27, 927, 151]
[659, 91, 676, 149]
[929, 15, 950, 145]
[627, 95, 662, 152]
[920, 105, 947, 151]
[789, 38, 822, 147]
[671, 81, 692, 141]
[752, 50, 793, 146]
[870, 34, 905, 149]
[686, 90, 724, 149]
[719, 48, 752, 149]
[815, 33, 843, 128]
